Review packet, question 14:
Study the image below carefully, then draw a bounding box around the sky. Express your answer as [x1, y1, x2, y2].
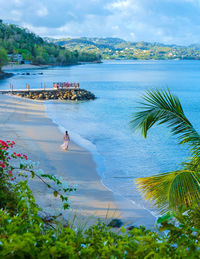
[1, 0, 200, 45]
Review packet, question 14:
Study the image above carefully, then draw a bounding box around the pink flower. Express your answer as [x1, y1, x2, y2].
[0, 140, 8, 148]
[23, 154, 28, 160]
[0, 161, 5, 168]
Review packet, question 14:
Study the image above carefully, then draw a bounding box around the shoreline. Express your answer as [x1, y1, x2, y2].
[2, 59, 199, 74]
[48, 114, 157, 228]
[1, 61, 102, 72]
[2, 64, 50, 71]
[0, 94, 156, 228]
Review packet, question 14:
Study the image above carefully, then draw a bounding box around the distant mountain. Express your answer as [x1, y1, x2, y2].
[53, 37, 200, 60]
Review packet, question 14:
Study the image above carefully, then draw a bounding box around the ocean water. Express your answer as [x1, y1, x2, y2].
[2, 60, 200, 212]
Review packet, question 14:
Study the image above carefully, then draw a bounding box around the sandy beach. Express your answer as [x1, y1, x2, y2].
[0, 94, 155, 228]
[2, 64, 49, 71]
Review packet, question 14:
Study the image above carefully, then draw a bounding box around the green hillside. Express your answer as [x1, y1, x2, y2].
[0, 20, 101, 70]
[53, 37, 200, 60]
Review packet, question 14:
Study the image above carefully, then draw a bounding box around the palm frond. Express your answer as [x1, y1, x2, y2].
[130, 89, 200, 156]
[135, 170, 200, 214]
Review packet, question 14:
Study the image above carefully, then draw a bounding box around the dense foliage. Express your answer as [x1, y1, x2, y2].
[1, 139, 200, 258]
[54, 37, 200, 60]
[0, 20, 101, 67]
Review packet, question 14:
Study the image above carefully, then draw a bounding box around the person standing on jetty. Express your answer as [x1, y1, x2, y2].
[61, 131, 70, 151]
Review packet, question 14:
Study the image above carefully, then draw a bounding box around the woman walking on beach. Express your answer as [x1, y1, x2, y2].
[61, 131, 70, 151]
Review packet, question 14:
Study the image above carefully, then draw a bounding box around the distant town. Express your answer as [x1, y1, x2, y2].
[50, 37, 200, 60]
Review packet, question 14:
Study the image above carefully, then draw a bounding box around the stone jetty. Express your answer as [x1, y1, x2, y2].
[1, 88, 95, 101]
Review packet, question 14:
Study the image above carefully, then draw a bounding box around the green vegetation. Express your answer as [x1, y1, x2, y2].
[2, 209, 200, 258]
[54, 37, 200, 60]
[0, 47, 7, 71]
[1, 139, 200, 257]
[131, 89, 200, 214]
[0, 20, 101, 69]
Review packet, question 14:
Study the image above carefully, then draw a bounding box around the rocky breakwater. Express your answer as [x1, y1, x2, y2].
[13, 89, 95, 101]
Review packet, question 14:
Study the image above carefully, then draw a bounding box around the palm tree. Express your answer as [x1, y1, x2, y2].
[130, 89, 200, 214]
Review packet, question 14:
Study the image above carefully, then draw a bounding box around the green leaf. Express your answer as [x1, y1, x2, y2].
[135, 169, 200, 213]
[131, 89, 200, 213]
[130, 89, 200, 157]
[157, 213, 173, 224]
[31, 170, 35, 178]
[63, 203, 69, 210]
[53, 191, 58, 197]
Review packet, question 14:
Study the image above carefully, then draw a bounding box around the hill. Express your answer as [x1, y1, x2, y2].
[0, 20, 101, 70]
[53, 37, 200, 60]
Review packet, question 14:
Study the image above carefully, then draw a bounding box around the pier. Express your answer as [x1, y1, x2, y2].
[0, 82, 95, 101]
[0, 87, 79, 94]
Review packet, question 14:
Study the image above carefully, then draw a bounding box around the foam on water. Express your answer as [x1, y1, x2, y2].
[45, 104, 107, 178]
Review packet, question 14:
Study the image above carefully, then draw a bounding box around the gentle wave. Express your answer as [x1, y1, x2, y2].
[45, 102, 107, 178]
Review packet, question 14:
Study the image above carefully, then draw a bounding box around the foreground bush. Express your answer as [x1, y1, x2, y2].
[1, 140, 200, 258]
[1, 208, 200, 258]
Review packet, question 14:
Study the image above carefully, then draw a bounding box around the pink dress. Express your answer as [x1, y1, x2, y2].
[61, 134, 70, 150]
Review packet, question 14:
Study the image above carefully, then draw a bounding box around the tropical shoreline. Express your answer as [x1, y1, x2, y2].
[0, 94, 155, 228]
[1, 61, 102, 72]
[2, 64, 51, 71]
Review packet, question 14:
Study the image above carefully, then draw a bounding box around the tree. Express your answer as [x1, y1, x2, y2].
[130, 89, 200, 214]
[0, 47, 7, 71]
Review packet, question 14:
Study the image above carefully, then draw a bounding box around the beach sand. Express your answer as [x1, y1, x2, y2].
[2, 64, 49, 70]
[0, 94, 156, 229]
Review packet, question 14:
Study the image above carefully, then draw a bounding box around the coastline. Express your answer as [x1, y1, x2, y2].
[0, 94, 156, 228]
[2, 64, 50, 71]
[1, 61, 102, 72]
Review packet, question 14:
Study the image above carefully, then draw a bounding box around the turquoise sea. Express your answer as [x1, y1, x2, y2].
[1, 60, 200, 213]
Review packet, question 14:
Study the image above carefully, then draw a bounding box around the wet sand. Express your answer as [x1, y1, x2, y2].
[2, 64, 49, 70]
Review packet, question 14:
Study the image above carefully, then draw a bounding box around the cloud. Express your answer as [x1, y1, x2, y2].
[36, 5, 48, 17]
[110, 0, 131, 9]
[0, 0, 200, 44]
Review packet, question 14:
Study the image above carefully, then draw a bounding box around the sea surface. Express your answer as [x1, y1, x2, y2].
[1, 60, 200, 214]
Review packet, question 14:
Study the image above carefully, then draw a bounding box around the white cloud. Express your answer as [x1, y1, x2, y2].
[129, 32, 136, 40]
[13, 0, 23, 6]
[112, 25, 119, 30]
[111, 0, 131, 9]
[10, 10, 22, 21]
[0, 0, 200, 44]
[107, 0, 140, 14]
[21, 23, 49, 36]
[36, 6, 48, 17]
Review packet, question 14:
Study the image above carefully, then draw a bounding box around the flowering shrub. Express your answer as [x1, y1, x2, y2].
[1, 140, 200, 258]
[0, 139, 75, 213]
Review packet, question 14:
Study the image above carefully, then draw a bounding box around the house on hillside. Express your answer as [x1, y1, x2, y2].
[7, 54, 32, 65]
